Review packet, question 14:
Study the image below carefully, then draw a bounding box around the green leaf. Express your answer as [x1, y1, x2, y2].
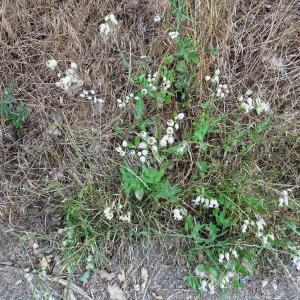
[141, 167, 164, 184]
[151, 181, 180, 201]
[79, 271, 90, 282]
[184, 275, 201, 291]
[176, 60, 187, 73]
[235, 263, 251, 276]
[184, 215, 193, 232]
[134, 188, 144, 200]
[163, 55, 175, 64]
[187, 52, 200, 65]
[135, 97, 144, 120]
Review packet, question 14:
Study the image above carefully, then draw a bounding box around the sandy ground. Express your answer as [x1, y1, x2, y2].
[1, 234, 300, 300]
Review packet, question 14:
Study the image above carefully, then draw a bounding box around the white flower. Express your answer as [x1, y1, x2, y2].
[176, 112, 185, 120]
[105, 13, 118, 25]
[90, 89, 95, 95]
[174, 123, 179, 130]
[167, 119, 175, 127]
[116, 99, 122, 104]
[167, 136, 174, 144]
[159, 137, 168, 147]
[154, 15, 161, 22]
[130, 150, 136, 155]
[138, 141, 148, 149]
[46, 59, 58, 70]
[137, 151, 142, 157]
[119, 150, 126, 157]
[166, 127, 174, 135]
[151, 145, 158, 152]
[245, 89, 252, 96]
[70, 62, 78, 69]
[78, 80, 84, 86]
[214, 69, 221, 75]
[256, 219, 266, 231]
[241, 98, 254, 113]
[208, 283, 215, 295]
[147, 137, 157, 145]
[104, 207, 113, 220]
[79, 93, 85, 98]
[194, 196, 204, 206]
[262, 235, 268, 245]
[141, 89, 148, 95]
[83, 90, 89, 95]
[115, 146, 122, 153]
[241, 220, 249, 233]
[122, 140, 128, 148]
[119, 212, 131, 223]
[169, 31, 179, 39]
[100, 23, 110, 35]
[225, 252, 230, 260]
[211, 75, 219, 83]
[142, 149, 148, 156]
[173, 208, 183, 221]
[219, 253, 225, 263]
[205, 75, 211, 81]
[255, 98, 270, 114]
[201, 280, 208, 291]
[231, 249, 238, 258]
[241, 223, 248, 233]
[139, 131, 147, 139]
[238, 96, 244, 102]
[279, 190, 289, 206]
[97, 95, 106, 104]
[209, 199, 219, 208]
[140, 156, 146, 163]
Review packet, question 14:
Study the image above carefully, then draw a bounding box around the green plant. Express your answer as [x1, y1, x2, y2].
[0, 85, 29, 127]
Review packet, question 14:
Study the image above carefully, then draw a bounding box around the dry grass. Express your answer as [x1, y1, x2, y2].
[0, 0, 299, 294]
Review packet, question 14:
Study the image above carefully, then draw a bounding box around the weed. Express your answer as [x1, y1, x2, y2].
[0, 85, 29, 128]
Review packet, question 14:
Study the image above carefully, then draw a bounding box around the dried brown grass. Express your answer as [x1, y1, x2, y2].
[0, 0, 299, 231]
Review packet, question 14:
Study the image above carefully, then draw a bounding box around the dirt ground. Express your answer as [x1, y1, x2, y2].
[1, 233, 300, 300]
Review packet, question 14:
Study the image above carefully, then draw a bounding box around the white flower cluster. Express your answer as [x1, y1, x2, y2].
[262, 232, 275, 245]
[116, 93, 139, 108]
[195, 268, 235, 294]
[241, 218, 266, 235]
[218, 249, 239, 263]
[162, 76, 172, 91]
[116, 133, 158, 163]
[238, 90, 270, 114]
[119, 211, 131, 223]
[115, 140, 129, 157]
[159, 113, 185, 147]
[103, 206, 131, 223]
[169, 31, 179, 39]
[205, 70, 229, 98]
[147, 72, 158, 91]
[79, 89, 104, 104]
[104, 207, 114, 220]
[99, 13, 118, 35]
[193, 195, 219, 208]
[279, 190, 289, 206]
[219, 272, 235, 289]
[172, 208, 187, 221]
[46, 60, 84, 91]
[292, 255, 300, 271]
[154, 15, 161, 22]
[46, 59, 58, 70]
